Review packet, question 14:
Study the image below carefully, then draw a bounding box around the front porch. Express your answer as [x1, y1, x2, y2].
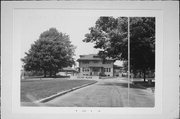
[89, 67, 104, 76]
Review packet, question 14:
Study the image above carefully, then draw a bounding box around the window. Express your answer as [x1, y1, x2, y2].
[83, 61, 89, 64]
[104, 61, 108, 64]
[82, 68, 89, 72]
[104, 68, 111, 72]
[93, 61, 99, 63]
[104, 61, 112, 64]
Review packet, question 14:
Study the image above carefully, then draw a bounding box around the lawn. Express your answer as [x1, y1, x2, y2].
[133, 80, 155, 93]
[21, 79, 96, 102]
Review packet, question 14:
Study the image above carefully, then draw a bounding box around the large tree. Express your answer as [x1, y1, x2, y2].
[83, 17, 155, 81]
[130, 17, 155, 81]
[22, 28, 75, 77]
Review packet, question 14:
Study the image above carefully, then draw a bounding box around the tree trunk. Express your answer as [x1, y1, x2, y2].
[53, 70, 57, 77]
[143, 69, 146, 82]
[50, 70, 52, 77]
[44, 70, 47, 77]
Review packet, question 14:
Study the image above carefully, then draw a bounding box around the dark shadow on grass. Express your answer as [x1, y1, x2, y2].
[98, 82, 154, 89]
[21, 79, 52, 83]
[133, 81, 155, 88]
[24, 75, 70, 80]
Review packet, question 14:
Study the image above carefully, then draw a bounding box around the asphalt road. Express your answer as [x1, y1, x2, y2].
[44, 77, 154, 107]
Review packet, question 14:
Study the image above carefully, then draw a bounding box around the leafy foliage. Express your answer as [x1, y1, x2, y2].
[130, 17, 155, 78]
[83, 17, 155, 81]
[22, 28, 75, 77]
[83, 17, 128, 60]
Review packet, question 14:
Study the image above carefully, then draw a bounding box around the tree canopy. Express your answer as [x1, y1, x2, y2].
[130, 17, 155, 79]
[83, 17, 155, 81]
[22, 28, 76, 77]
[83, 17, 128, 60]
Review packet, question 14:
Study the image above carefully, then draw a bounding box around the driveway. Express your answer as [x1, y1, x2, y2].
[43, 77, 154, 107]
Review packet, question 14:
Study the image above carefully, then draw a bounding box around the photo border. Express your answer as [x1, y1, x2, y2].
[1, 1, 179, 119]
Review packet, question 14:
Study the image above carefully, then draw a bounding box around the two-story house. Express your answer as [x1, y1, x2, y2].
[77, 54, 115, 77]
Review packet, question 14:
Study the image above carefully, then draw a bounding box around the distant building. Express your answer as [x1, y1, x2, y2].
[77, 54, 115, 77]
[57, 66, 78, 76]
[113, 65, 123, 77]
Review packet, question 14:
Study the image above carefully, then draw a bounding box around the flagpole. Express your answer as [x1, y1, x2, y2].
[128, 17, 130, 107]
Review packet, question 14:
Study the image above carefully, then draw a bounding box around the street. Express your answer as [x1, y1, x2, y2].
[43, 77, 154, 107]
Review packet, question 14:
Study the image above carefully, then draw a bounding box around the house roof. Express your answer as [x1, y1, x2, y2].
[113, 65, 123, 69]
[77, 54, 114, 61]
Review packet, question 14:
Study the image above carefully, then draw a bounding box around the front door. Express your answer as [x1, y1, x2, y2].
[92, 67, 99, 76]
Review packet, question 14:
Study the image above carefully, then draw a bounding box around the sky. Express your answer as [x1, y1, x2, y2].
[14, 9, 122, 66]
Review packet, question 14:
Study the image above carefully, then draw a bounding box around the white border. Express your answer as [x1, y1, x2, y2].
[2, 1, 179, 119]
[12, 9, 163, 114]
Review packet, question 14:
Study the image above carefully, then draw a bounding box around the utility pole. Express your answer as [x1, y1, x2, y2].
[127, 17, 130, 107]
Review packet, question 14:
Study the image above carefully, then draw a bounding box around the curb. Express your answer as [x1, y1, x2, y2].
[34, 81, 97, 103]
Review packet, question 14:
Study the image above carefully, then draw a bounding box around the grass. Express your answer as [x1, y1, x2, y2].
[133, 81, 155, 93]
[133, 81, 155, 88]
[21, 78, 96, 102]
[24, 75, 70, 80]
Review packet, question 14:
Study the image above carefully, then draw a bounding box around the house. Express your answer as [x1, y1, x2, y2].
[77, 54, 115, 77]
